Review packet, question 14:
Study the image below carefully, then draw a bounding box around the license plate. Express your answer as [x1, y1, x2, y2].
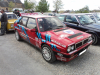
[79, 49, 86, 56]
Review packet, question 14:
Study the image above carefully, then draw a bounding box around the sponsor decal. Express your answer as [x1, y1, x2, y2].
[20, 33, 27, 39]
[38, 19, 43, 21]
[15, 17, 22, 23]
[57, 57, 66, 61]
[21, 13, 38, 16]
[63, 30, 75, 34]
[42, 39, 46, 43]
[51, 40, 66, 48]
[39, 39, 41, 46]
[77, 36, 83, 39]
[58, 34, 67, 39]
[50, 44, 60, 51]
[36, 32, 61, 51]
[45, 34, 51, 42]
[36, 32, 42, 39]
[35, 37, 41, 47]
[15, 25, 30, 42]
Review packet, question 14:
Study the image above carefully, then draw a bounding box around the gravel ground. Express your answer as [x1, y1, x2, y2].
[0, 31, 100, 75]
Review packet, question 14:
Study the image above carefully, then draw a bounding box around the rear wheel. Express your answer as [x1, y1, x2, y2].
[91, 34, 98, 45]
[15, 30, 21, 41]
[42, 44, 56, 63]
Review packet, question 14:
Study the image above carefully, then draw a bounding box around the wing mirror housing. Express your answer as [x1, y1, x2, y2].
[31, 27, 38, 32]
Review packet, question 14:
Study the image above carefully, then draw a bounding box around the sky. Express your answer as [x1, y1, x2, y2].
[21, 0, 100, 11]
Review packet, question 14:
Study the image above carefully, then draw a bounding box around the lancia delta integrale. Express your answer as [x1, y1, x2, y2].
[14, 15, 92, 63]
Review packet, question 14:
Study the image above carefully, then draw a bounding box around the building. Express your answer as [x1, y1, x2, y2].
[0, 0, 24, 11]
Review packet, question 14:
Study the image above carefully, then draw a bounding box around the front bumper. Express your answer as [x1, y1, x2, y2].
[55, 40, 92, 62]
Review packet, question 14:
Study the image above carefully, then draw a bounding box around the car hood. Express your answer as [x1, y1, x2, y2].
[46, 28, 90, 46]
[85, 23, 100, 30]
[8, 19, 17, 23]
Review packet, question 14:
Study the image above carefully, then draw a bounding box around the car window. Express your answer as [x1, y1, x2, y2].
[38, 17, 65, 32]
[87, 14, 96, 22]
[58, 15, 65, 22]
[7, 14, 17, 19]
[27, 18, 36, 29]
[76, 15, 94, 25]
[94, 13, 100, 21]
[19, 17, 28, 26]
[65, 15, 78, 24]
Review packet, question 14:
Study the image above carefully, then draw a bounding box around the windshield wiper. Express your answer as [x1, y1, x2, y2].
[45, 27, 52, 31]
[54, 26, 64, 29]
[85, 22, 94, 25]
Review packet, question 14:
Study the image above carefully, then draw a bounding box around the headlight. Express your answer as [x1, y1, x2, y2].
[11, 24, 14, 27]
[88, 36, 92, 42]
[71, 45, 74, 50]
[67, 46, 71, 52]
[67, 45, 75, 53]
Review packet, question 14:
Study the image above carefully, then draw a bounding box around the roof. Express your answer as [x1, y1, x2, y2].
[0, 1, 8, 7]
[8, 0, 22, 3]
[22, 15, 54, 18]
[60, 13, 88, 16]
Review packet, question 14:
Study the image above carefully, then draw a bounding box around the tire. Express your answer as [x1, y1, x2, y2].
[42, 44, 56, 63]
[15, 30, 21, 41]
[91, 34, 98, 45]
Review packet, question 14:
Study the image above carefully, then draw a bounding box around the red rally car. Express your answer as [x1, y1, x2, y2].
[14, 15, 92, 63]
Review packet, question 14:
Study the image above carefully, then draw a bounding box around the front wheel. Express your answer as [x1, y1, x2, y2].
[42, 44, 56, 63]
[91, 34, 98, 45]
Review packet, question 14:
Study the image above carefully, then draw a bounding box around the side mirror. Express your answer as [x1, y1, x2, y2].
[31, 29, 36, 32]
[31, 27, 38, 32]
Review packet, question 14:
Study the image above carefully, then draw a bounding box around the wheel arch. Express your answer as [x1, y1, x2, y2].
[86, 31, 99, 38]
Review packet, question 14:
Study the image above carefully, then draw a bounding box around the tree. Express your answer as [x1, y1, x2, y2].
[24, 0, 35, 9]
[76, 6, 90, 13]
[8, 1, 15, 11]
[36, 0, 49, 12]
[53, 0, 63, 12]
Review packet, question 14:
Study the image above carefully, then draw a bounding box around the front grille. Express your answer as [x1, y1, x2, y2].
[75, 38, 89, 49]
[83, 39, 88, 44]
[76, 42, 83, 49]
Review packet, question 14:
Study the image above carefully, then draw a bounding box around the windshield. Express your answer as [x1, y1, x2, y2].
[38, 17, 65, 32]
[76, 15, 94, 25]
[7, 14, 17, 19]
[94, 13, 100, 21]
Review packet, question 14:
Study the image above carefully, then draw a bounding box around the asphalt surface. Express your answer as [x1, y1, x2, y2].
[0, 31, 100, 75]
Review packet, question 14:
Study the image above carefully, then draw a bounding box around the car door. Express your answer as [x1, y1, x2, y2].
[18, 17, 28, 40]
[25, 18, 39, 47]
[64, 15, 88, 32]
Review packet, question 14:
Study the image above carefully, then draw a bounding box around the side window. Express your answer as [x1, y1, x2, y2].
[27, 18, 36, 29]
[19, 17, 28, 26]
[65, 15, 78, 24]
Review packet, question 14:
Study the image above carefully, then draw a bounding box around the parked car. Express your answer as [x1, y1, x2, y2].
[0, 12, 18, 32]
[58, 13, 100, 44]
[14, 15, 92, 63]
[85, 13, 100, 24]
